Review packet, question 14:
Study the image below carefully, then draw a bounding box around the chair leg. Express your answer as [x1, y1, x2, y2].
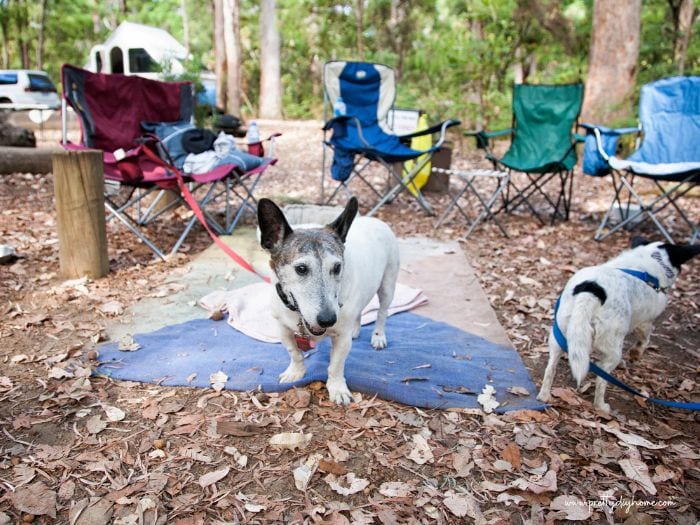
[367, 156, 435, 217]
[104, 201, 167, 260]
[594, 172, 700, 243]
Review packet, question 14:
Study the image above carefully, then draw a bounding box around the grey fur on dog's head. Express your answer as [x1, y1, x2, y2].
[257, 198, 359, 335]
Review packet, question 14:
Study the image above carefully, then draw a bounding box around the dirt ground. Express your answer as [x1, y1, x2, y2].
[0, 119, 698, 524]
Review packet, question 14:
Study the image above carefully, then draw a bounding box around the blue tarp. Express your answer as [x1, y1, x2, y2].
[96, 312, 545, 412]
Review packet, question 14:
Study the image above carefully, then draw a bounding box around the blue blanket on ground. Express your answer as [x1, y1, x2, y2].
[96, 312, 544, 411]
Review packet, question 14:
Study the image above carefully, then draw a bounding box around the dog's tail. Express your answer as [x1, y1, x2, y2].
[566, 281, 607, 386]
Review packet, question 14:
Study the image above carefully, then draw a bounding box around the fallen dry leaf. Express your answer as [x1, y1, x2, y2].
[12, 481, 57, 518]
[501, 442, 522, 470]
[103, 405, 126, 422]
[378, 481, 414, 497]
[325, 473, 369, 496]
[443, 490, 483, 520]
[293, 454, 322, 491]
[619, 457, 656, 495]
[198, 466, 230, 488]
[86, 415, 107, 434]
[209, 370, 228, 392]
[477, 384, 499, 413]
[407, 433, 434, 465]
[269, 432, 312, 450]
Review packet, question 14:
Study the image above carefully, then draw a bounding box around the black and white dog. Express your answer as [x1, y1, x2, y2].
[537, 239, 700, 413]
[257, 197, 400, 405]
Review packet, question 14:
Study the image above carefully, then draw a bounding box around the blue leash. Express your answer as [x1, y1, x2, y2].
[552, 269, 700, 411]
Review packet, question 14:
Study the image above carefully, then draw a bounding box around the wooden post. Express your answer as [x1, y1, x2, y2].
[53, 150, 109, 279]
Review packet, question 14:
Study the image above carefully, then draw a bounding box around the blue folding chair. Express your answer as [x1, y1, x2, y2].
[582, 76, 700, 243]
[321, 61, 460, 216]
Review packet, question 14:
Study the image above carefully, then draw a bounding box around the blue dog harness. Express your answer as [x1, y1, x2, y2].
[552, 268, 700, 411]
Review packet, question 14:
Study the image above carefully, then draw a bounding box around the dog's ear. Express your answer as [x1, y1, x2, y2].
[257, 199, 293, 251]
[631, 236, 652, 248]
[328, 197, 359, 243]
[660, 243, 700, 269]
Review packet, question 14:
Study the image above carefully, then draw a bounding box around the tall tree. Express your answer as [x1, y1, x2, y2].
[670, 0, 696, 74]
[222, 0, 241, 115]
[259, 0, 282, 118]
[582, 0, 641, 122]
[180, 0, 190, 54]
[355, 0, 364, 60]
[213, 0, 227, 110]
[37, 0, 48, 69]
[0, 3, 9, 68]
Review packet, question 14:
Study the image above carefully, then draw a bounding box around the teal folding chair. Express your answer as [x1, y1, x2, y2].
[467, 83, 584, 224]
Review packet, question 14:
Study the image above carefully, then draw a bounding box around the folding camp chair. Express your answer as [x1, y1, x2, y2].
[61, 65, 276, 259]
[581, 76, 699, 243]
[466, 83, 584, 224]
[321, 60, 460, 216]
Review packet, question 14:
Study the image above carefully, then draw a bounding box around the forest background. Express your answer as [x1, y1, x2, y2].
[0, 0, 697, 130]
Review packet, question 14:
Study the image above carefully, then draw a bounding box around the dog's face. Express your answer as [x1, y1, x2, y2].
[258, 198, 359, 336]
[629, 237, 700, 283]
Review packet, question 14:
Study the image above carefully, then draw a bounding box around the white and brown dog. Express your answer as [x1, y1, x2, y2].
[537, 239, 700, 413]
[257, 197, 400, 404]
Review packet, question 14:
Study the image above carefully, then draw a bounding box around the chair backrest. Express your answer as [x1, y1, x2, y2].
[62, 64, 193, 151]
[503, 83, 583, 172]
[323, 61, 395, 132]
[631, 76, 700, 164]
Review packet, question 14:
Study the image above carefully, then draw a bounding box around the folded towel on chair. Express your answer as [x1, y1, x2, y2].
[198, 282, 428, 343]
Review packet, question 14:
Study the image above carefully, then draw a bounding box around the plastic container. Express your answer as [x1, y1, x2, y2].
[246, 121, 260, 144]
[333, 96, 347, 117]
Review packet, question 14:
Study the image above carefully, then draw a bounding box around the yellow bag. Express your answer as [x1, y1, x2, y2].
[404, 114, 431, 197]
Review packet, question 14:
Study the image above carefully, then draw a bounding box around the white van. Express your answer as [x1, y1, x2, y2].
[0, 70, 61, 109]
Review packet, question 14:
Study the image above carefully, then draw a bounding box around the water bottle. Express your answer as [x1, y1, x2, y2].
[246, 121, 260, 144]
[333, 96, 347, 117]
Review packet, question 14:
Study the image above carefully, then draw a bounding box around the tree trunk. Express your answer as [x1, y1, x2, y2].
[355, 0, 364, 60]
[259, 0, 282, 119]
[673, 0, 695, 75]
[14, 1, 30, 69]
[582, 0, 641, 123]
[222, 0, 241, 116]
[0, 10, 9, 69]
[213, 0, 227, 110]
[180, 0, 190, 54]
[37, 0, 48, 70]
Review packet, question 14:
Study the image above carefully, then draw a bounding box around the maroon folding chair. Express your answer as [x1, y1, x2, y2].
[61, 64, 277, 259]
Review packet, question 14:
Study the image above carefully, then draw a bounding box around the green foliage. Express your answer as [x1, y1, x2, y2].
[0, 0, 696, 131]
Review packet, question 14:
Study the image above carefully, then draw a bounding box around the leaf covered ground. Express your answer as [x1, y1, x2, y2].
[0, 120, 698, 524]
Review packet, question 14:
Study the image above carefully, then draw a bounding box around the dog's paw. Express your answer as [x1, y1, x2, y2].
[371, 331, 387, 350]
[536, 391, 551, 403]
[352, 323, 361, 339]
[594, 401, 611, 415]
[629, 347, 644, 362]
[327, 378, 353, 405]
[279, 364, 306, 384]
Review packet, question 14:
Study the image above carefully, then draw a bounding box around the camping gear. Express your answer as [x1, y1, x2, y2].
[321, 60, 460, 216]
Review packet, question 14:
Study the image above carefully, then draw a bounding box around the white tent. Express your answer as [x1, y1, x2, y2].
[88, 21, 188, 79]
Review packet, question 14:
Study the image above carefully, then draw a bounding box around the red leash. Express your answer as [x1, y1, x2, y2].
[140, 145, 271, 283]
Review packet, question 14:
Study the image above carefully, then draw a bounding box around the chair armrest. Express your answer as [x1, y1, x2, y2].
[464, 128, 512, 150]
[398, 119, 461, 141]
[579, 123, 641, 161]
[465, 128, 513, 139]
[579, 123, 640, 135]
[323, 115, 374, 149]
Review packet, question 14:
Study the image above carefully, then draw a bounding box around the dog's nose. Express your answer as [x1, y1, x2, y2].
[316, 311, 337, 328]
